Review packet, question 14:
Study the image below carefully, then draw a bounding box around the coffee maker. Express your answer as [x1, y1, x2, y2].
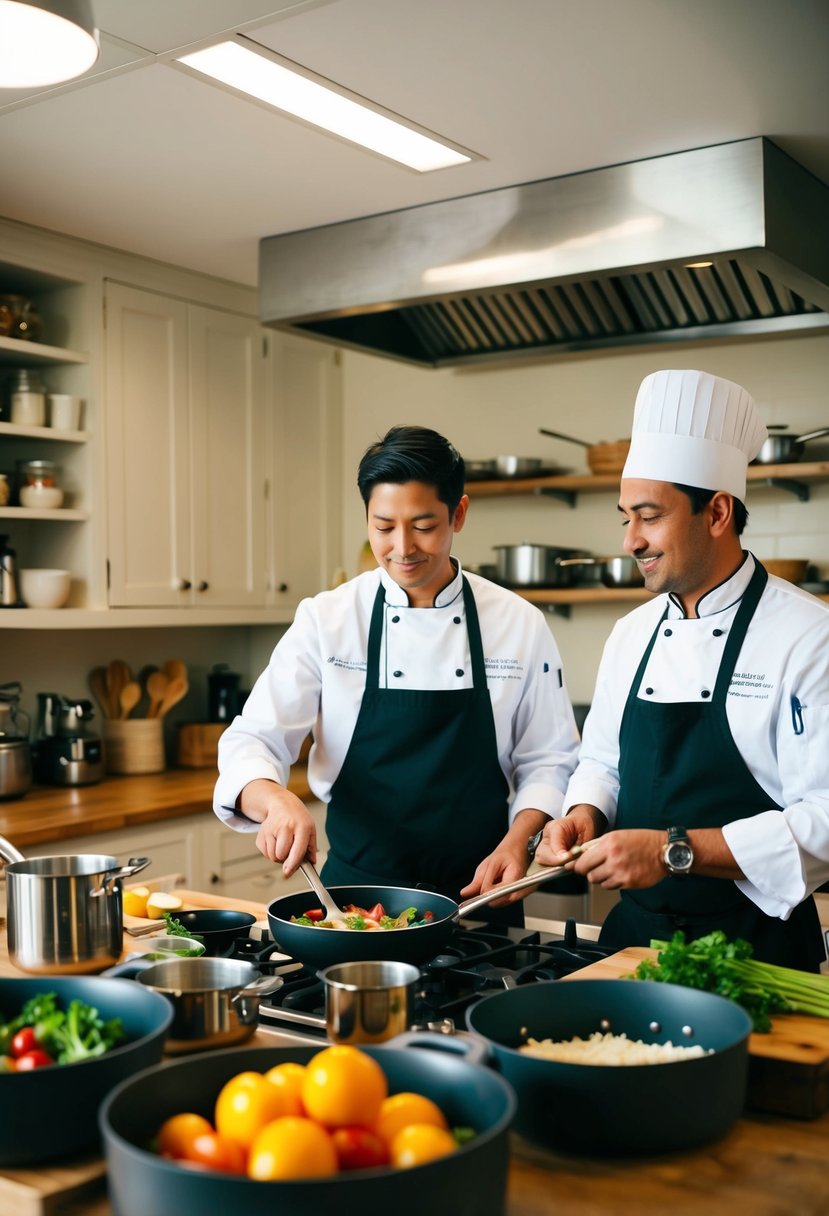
[34, 693, 104, 786]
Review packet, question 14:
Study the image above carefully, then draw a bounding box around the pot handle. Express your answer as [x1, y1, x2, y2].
[795, 427, 829, 444]
[232, 975, 285, 1004]
[384, 1030, 489, 1068]
[0, 834, 25, 865]
[90, 856, 151, 897]
[454, 863, 570, 920]
[557, 557, 599, 568]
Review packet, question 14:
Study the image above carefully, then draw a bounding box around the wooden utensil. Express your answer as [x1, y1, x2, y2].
[163, 659, 188, 684]
[145, 671, 169, 719]
[156, 676, 188, 717]
[88, 666, 110, 719]
[107, 659, 132, 719]
[119, 681, 142, 719]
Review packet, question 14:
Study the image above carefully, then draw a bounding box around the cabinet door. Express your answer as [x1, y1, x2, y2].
[268, 334, 343, 607]
[189, 306, 267, 606]
[105, 282, 191, 606]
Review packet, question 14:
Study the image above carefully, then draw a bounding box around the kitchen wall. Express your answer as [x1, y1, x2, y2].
[338, 330, 829, 702]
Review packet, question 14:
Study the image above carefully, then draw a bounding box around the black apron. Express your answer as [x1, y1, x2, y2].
[322, 576, 522, 926]
[600, 560, 824, 971]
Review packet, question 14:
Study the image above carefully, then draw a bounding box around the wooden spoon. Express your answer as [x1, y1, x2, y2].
[89, 666, 110, 719]
[162, 659, 188, 684]
[146, 671, 169, 719]
[106, 659, 132, 719]
[119, 681, 142, 719]
[156, 676, 189, 717]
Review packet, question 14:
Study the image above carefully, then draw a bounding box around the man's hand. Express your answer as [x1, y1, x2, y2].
[238, 779, 317, 876]
[534, 804, 606, 867]
[459, 810, 549, 907]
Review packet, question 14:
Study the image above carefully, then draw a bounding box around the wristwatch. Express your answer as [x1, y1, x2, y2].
[527, 829, 544, 861]
[662, 826, 693, 876]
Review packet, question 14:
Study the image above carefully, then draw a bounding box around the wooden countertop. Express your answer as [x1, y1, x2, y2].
[1, 895, 829, 1215]
[0, 766, 313, 850]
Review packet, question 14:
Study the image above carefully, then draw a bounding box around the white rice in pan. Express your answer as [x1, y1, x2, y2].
[519, 1031, 711, 1065]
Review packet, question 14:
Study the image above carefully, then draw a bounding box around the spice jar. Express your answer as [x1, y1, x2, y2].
[0, 474, 10, 507]
[7, 369, 46, 427]
[17, 460, 63, 509]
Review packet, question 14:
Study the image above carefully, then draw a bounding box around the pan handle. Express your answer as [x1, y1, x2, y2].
[90, 856, 151, 897]
[538, 427, 592, 448]
[795, 427, 829, 444]
[0, 834, 25, 865]
[386, 1030, 489, 1068]
[455, 864, 570, 920]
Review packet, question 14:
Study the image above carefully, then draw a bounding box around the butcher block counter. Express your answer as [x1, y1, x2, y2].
[0, 766, 313, 851]
[1, 895, 829, 1216]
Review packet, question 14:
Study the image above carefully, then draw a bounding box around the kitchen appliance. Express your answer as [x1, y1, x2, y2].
[0, 535, 21, 607]
[751, 425, 829, 465]
[207, 663, 241, 723]
[0, 835, 150, 975]
[0, 681, 32, 800]
[34, 692, 104, 786]
[260, 139, 829, 368]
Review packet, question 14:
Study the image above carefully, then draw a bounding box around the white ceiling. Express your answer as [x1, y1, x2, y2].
[1, 0, 828, 289]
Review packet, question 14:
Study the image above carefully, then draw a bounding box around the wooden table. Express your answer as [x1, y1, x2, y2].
[2, 895, 829, 1215]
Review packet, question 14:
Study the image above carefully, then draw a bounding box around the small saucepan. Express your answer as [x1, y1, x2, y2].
[559, 555, 645, 588]
[493, 543, 591, 587]
[751, 425, 829, 465]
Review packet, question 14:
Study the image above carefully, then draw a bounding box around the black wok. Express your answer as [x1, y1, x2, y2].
[465, 978, 751, 1156]
[101, 1037, 516, 1216]
[267, 867, 565, 970]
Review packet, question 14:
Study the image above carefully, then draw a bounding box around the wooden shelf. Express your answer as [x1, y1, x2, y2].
[0, 333, 88, 365]
[468, 461, 829, 505]
[0, 506, 88, 521]
[0, 420, 89, 443]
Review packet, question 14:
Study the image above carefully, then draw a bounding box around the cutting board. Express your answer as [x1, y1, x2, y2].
[567, 946, 829, 1119]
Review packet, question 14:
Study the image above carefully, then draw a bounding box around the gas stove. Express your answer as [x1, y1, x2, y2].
[227, 917, 613, 1042]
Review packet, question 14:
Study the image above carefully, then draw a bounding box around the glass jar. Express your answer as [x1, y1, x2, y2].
[0, 295, 43, 342]
[7, 368, 46, 427]
[17, 459, 64, 509]
[21, 459, 59, 489]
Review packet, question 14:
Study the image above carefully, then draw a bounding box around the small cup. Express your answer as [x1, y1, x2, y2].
[320, 960, 419, 1044]
[48, 394, 83, 431]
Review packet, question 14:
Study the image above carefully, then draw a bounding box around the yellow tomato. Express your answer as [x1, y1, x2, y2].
[264, 1061, 306, 1116]
[390, 1123, 458, 1169]
[375, 1092, 449, 1146]
[247, 1116, 338, 1181]
[214, 1070, 296, 1150]
[156, 1112, 214, 1160]
[301, 1045, 388, 1129]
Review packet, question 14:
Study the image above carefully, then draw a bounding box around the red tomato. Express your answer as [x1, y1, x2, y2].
[365, 903, 386, 921]
[303, 909, 325, 921]
[332, 1126, 390, 1171]
[180, 1131, 247, 1174]
[14, 1049, 54, 1070]
[10, 1027, 38, 1059]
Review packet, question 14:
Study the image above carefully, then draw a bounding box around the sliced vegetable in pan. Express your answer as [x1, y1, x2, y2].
[290, 903, 435, 931]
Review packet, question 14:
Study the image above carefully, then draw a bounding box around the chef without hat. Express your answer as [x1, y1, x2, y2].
[621, 369, 768, 500]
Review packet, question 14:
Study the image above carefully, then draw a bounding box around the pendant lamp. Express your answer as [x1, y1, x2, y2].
[0, 0, 99, 88]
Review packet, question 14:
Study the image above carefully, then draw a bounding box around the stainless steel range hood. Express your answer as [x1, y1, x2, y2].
[259, 138, 829, 368]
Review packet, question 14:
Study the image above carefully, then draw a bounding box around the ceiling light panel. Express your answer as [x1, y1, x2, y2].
[175, 37, 475, 173]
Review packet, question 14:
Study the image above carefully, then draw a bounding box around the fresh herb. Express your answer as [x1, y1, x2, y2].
[630, 930, 829, 1033]
[452, 1126, 476, 1146]
[344, 913, 367, 931]
[162, 912, 204, 943]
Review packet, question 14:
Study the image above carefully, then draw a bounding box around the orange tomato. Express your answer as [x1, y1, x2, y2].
[331, 1125, 390, 1171]
[390, 1123, 458, 1169]
[214, 1070, 296, 1150]
[179, 1130, 247, 1174]
[156, 1112, 214, 1160]
[301, 1045, 388, 1129]
[375, 1091, 449, 1146]
[264, 1061, 306, 1116]
[247, 1116, 338, 1181]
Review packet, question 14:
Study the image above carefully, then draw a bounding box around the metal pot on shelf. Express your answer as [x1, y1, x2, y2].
[751, 425, 829, 465]
[559, 555, 645, 588]
[493, 543, 591, 587]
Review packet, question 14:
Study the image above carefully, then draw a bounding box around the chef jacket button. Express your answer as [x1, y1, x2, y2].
[391, 615, 400, 623]
[712, 628, 723, 637]
[455, 668, 464, 677]
[393, 670, 403, 678]
[701, 689, 711, 698]
[664, 628, 673, 637]
[645, 687, 654, 695]
[453, 616, 461, 624]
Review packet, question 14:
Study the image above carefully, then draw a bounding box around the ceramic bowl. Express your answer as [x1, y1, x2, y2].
[20, 568, 71, 609]
[19, 484, 64, 509]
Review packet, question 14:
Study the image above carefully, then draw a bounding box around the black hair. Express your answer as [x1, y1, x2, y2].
[674, 483, 749, 536]
[357, 425, 466, 514]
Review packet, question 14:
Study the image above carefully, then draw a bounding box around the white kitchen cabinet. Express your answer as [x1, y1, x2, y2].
[266, 333, 343, 610]
[104, 281, 267, 609]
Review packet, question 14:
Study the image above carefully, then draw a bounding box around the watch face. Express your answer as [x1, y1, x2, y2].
[667, 842, 693, 871]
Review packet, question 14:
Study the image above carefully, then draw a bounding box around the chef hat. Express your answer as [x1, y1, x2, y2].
[621, 369, 767, 500]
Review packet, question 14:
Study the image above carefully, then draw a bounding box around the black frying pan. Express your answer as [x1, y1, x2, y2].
[465, 978, 752, 1155]
[266, 867, 565, 970]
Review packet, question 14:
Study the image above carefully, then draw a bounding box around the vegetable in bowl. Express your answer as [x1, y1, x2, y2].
[0, 990, 125, 1071]
[291, 902, 435, 931]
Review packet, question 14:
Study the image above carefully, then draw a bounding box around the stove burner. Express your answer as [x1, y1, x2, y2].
[234, 917, 615, 1041]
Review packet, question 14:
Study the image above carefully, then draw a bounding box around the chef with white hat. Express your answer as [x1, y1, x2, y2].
[535, 368, 829, 970]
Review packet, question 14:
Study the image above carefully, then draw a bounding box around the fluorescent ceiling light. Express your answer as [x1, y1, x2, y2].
[176, 39, 473, 173]
[0, 0, 99, 87]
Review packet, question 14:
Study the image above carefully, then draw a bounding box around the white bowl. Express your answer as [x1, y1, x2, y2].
[19, 484, 64, 509]
[20, 568, 71, 609]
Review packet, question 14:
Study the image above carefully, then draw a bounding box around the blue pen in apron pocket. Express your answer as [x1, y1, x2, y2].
[791, 694, 805, 735]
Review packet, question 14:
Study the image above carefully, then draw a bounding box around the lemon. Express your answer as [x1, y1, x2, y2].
[122, 886, 151, 917]
[145, 892, 184, 919]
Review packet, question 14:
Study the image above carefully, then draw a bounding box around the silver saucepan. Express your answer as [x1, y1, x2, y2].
[559, 555, 645, 588]
[493, 543, 591, 587]
[752, 425, 829, 465]
[0, 833, 149, 974]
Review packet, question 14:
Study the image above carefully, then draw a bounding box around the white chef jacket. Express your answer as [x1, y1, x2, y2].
[564, 552, 829, 919]
[215, 563, 580, 831]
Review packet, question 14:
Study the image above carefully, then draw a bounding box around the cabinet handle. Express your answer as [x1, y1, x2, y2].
[197, 580, 209, 592]
[278, 582, 288, 593]
[209, 872, 220, 885]
[178, 578, 192, 591]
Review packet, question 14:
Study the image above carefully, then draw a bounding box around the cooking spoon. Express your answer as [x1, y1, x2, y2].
[163, 658, 188, 684]
[88, 666, 110, 719]
[119, 681, 142, 719]
[299, 860, 347, 920]
[146, 671, 169, 719]
[156, 676, 189, 717]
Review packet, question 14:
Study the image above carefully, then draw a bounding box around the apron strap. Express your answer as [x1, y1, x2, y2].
[365, 584, 386, 692]
[712, 559, 768, 703]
